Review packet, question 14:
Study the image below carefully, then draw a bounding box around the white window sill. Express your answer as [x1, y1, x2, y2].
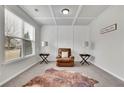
[2, 54, 36, 65]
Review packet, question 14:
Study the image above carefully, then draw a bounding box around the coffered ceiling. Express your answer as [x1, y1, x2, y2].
[20, 5, 109, 26]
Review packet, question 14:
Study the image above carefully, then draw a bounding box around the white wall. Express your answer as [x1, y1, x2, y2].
[90, 6, 124, 80]
[41, 25, 90, 61]
[41, 25, 58, 61]
[0, 5, 41, 86]
[74, 26, 91, 60]
[58, 26, 73, 48]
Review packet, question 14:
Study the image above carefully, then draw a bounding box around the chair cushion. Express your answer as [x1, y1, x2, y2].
[57, 58, 73, 63]
[62, 52, 68, 58]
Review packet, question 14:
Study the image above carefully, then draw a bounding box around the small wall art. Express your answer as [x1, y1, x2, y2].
[100, 23, 117, 34]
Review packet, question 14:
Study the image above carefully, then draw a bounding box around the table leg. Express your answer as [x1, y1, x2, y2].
[40, 56, 44, 64]
[80, 56, 84, 63]
[40, 56, 48, 64]
[45, 56, 49, 63]
[80, 60, 84, 63]
[81, 56, 90, 65]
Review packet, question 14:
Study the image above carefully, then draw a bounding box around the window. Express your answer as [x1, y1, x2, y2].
[23, 22, 35, 56]
[5, 8, 35, 62]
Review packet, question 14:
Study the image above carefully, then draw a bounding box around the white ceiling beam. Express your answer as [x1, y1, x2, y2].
[72, 5, 83, 25]
[48, 5, 57, 25]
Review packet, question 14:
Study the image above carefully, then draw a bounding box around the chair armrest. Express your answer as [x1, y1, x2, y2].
[56, 55, 61, 59]
[70, 56, 74, 59]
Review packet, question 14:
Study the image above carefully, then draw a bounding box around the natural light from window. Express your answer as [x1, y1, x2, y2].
[5, 8, 35, 62]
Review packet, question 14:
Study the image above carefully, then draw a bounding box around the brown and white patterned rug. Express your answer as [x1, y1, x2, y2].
[23, 68, 99, 87]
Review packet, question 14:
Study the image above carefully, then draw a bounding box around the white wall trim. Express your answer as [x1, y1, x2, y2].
[72, 26, 74, 52]
[3, 55, 36, 65]
[0, 61, 39, 86]
[93, 63, 124, 81]
[56, 25, 58, 56]
[41, 25, 90, 61]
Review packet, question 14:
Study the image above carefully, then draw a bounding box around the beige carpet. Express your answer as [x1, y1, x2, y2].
[2, 62, 124, 87]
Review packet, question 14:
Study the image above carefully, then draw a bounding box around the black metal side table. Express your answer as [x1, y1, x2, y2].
[39, 53, 50, 64]
[79, 54, 91, 65]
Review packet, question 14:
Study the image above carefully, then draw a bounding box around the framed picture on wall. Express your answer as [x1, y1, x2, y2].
[100, 24, 117, 34]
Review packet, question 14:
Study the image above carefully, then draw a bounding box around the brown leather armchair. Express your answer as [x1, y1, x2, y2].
[56, 48, 74, 67]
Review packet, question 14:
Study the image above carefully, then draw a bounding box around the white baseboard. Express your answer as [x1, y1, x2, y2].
[0, 61, 39, 86]
[93, 63, 124, 81]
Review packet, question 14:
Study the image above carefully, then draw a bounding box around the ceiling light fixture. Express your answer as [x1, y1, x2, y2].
[61, 8, 69, 15]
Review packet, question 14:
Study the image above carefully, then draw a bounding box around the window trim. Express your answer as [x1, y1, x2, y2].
[5, 35, 35, 42]
[3, 54, 35, 65]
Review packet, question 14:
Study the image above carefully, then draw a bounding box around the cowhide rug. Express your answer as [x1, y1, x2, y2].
[23, 68, 98, 87]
